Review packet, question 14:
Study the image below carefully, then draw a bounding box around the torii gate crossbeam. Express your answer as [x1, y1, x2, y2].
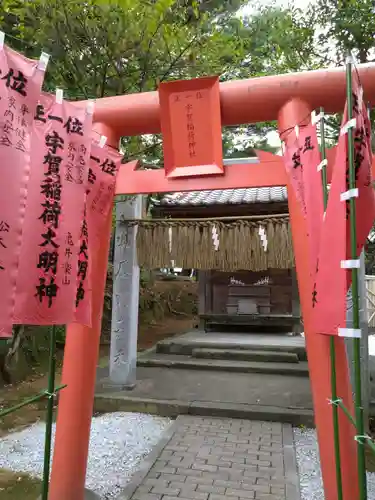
[91, 63, 375, 136]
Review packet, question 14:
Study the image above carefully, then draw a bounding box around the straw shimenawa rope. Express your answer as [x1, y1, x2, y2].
[125, 216, 294, 271]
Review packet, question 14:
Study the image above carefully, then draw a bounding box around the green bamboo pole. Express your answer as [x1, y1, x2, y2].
[0, 384, 66, 418]
[346, 57, 367, 500]
[319, 107, 343, 500]
[41, 324, 57, 500]
[337, 399, 357, 428]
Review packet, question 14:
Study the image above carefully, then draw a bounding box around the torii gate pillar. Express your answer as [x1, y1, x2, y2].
[278, 98, 358, 500]
[49, 125, 119, 500]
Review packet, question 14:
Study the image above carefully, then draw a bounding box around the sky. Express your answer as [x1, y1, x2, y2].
[240, 0, 314, 16]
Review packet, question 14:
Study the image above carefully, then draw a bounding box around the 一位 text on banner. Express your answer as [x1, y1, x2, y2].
[13, 93, 93, 326]
[73, 138, 122, 325]
[0, 44, 47, 337]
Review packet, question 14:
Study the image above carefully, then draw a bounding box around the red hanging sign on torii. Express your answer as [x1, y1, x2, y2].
[159, 76, 223, 178]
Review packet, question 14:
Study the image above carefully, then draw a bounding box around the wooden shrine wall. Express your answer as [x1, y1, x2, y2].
[198, 269, 293, 317]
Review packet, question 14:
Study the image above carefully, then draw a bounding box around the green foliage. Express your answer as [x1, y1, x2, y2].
[0, 0, 246, 96]
[0, 0, 248, 161]
[240, 5, 317, 74]
[313, 0, 375, 64]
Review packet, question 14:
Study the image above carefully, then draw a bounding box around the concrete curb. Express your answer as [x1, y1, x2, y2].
[192, 347, 300, 363]
[38, 487, 100, 500]
[94, 394, 315, 427]
[282, 423, 301, 500]
[137, 357, 309, 376]
[115, 420, 178, 499]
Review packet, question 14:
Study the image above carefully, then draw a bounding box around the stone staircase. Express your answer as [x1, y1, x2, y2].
[137, 330, 308, 377]
[96, 330, 313, 426]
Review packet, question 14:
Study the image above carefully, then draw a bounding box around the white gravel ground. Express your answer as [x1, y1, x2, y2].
[0, 412, 172, 499]
[294, 427, 375, 499]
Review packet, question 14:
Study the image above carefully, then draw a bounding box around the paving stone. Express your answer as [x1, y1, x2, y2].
[205, 458, 233, 468]
[177, 468, 204, 477]
[179, 488, 209, 500]
[209, 494, 238, 500]
[246, 459, 272, 467]
[255, 495, 284, 500]
[192, 463, 219, 473]
[185, 476, 214, 486]
[143, 479, 168, 489]
[151, 486, 181, 496]
[271, 486, 286, 494]
[256, 478, 286, 488]
[214, 480, 248, 490]
[223, 456, 246, 464]
[134, 486, 152, 495]
[146, 471, 161, 479]
[252, 484, 272, 494]
[151, 465, 177, 475]
[196, 484, 226, 495]
[132, 494, 161, 500]
[226, 489, 255, 499]
[160, 473, 187, 483]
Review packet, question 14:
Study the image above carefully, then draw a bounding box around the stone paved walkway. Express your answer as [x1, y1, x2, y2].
[125, 416, 300, 500]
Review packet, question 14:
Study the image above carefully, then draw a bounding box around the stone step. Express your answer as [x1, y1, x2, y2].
[192, 347, 299, 363]
[157, 335, 307, 361]
[137, 354, 309, 376]
[94, 394, 315, 427]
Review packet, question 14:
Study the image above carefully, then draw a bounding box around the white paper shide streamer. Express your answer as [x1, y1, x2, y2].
[168, 226, 175, 267]
[212, 225, 220, 251]
[258, 225, 268, 251]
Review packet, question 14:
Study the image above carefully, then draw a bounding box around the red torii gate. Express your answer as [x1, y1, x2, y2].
[49, 63, 375, 500]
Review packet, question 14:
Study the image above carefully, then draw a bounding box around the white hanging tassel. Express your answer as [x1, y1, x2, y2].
[212, 225, 219, 251]
[86, 99, 95, 115]
[99, 135, 107, 148]
[168, 227, 174, 267]
[258, 225, 268, 252]
[358, 86, 363, 109]
[38, 52, 50, 71]
[55, 88, 63, 104]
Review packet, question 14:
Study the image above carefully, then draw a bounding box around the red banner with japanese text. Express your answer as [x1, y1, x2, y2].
[312, 77, 375, 335]
[349, 76, 375, 259]
[311, 122, 347, 335]
[13, 93, 93, 326]
[298, 124, 324, 279]
[87, 138, 121, 222]
[0, 44, 47, 336]
[73, 138, 121, 325]
[282, 136, 307, 218]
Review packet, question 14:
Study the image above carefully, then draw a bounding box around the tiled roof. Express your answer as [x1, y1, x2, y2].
[158, 187, 288, 206]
